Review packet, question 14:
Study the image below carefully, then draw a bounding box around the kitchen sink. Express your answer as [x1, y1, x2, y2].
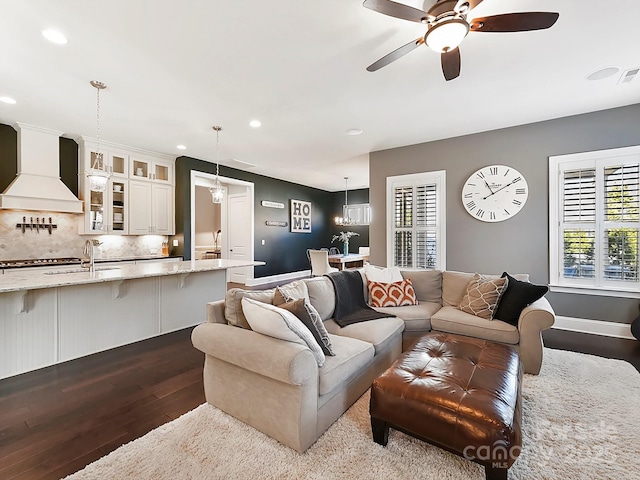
[44, 267, 120, 275]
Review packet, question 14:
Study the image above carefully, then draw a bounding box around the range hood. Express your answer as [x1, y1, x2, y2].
[0, 123, 83, 213]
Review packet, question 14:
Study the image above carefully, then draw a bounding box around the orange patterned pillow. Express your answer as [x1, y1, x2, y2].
[368, 279, 418, 308]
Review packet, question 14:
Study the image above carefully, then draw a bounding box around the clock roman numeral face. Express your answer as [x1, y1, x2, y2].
[461, 165, 529, 222]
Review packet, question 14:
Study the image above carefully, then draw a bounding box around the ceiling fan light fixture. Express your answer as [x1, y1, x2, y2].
[425, 18, 469, 53]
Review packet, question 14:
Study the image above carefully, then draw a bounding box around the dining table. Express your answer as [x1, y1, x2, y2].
[327, 253, 368, 270]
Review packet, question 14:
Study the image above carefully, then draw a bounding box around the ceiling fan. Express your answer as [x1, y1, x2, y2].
[364, 0, 559, 80]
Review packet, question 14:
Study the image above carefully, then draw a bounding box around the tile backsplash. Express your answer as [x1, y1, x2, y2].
[0, 211, 168, 260]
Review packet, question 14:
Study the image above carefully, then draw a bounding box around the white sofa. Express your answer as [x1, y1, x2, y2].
[191, 269, 555, 453]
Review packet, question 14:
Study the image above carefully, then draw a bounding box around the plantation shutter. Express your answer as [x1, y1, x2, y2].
[393, 186, 412, 268]
[391, 177, 441, 269]
[558, 159, 639, 285]
[561, 168, 596, 279]
[603, 163, 639, 282]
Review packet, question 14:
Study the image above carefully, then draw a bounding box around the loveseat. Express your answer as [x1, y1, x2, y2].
[191, 268, 555, 453]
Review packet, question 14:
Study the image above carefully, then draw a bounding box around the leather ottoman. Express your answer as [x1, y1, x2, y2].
[370, 332, 523, 480]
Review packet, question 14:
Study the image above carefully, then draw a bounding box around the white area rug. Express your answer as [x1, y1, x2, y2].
[65, 348, 640, 480]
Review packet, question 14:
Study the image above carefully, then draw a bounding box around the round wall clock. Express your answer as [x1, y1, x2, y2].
[462, 165, 528, 222]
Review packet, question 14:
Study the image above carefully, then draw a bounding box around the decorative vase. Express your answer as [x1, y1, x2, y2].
[343, 242, 349, 256]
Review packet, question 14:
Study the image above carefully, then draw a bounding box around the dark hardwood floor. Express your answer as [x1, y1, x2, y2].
[0, 327, 638, 479]
[0, 328, 205, 480]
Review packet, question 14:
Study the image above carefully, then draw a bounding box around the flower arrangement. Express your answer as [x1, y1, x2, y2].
[332, 231, 359, 256]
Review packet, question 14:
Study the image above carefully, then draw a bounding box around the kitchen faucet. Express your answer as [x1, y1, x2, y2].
[82, 239, 101, 273]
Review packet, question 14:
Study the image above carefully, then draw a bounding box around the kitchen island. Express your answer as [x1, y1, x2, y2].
[0, 259, 263, 380]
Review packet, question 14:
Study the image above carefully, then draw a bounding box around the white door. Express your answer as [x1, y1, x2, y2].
[227, 191, 252, 284]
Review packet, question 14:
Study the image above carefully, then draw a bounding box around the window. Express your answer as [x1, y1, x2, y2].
[386, 171, 446, 270]
[549, 146, 639, 297]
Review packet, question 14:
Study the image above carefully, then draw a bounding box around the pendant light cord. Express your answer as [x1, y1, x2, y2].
[216, 128, 220, 178]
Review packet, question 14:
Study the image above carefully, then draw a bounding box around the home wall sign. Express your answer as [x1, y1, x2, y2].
[290, 199, 312, 233]
[265, 220, 288, 227]
[261, 200, 285, 209]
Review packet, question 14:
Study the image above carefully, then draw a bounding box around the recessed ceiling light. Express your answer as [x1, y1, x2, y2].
[176, 145, 187, 150]
[586, 67, 619, 81]
[0, 96, 17, 105]
[249, 120, 261, 128]
[42, 29, 68, 45]
[346, 128, 363, 136]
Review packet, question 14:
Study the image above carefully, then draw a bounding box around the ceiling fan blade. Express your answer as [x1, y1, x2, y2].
[441, 47, 460, 81]
[367, 38, 424, 72]
[470, 12, 559, 32]
[363, 0, 430, 23]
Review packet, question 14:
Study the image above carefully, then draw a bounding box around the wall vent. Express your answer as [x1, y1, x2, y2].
[618, 67, 639, 84]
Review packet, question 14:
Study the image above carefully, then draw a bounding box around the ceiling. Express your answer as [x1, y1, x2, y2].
[0, 0, 639, 192]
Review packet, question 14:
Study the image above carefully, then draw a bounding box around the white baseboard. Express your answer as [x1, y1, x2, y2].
[553, 315, 634, 340]
[245, 270, 310, 287]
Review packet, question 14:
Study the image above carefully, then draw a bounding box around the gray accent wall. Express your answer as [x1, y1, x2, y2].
[369, 104, 640, 325]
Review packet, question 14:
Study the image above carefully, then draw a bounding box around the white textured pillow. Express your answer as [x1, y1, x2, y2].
[241, 297, 325, 367]
[273, 280, 309, 305]
[364, 264, 403, 283]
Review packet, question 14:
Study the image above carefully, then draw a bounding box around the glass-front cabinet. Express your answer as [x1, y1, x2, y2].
[110, 179, 127, 232]
[109, 153, 128, 177]
[83, 179, 128, 234]
[87, 150, 128, 178]
[78, 136, 174, 235]
[130, 156, 173, 183]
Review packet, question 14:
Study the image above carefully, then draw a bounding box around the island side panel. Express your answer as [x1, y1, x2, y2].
[57, 278, 158, 363]
[159, 269, 226, 333]
[0, 289, 56, 379]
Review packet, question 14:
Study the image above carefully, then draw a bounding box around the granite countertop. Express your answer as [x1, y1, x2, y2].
[0, 259, 265, 293]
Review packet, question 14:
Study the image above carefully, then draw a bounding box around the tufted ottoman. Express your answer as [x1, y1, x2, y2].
[370, 332, 522, 480]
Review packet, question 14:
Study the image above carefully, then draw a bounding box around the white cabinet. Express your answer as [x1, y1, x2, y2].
[78, 137, 175, 236]
[130, 156, 173, 184]
[129, 181, 175, 234]
[78, 177, 129, 234]
[83, 146, 129, 178]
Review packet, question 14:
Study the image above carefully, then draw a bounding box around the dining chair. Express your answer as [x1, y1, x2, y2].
[358, 246, 370, 264]
[328, 247, 340, 255]
[308, 249, 339, 276]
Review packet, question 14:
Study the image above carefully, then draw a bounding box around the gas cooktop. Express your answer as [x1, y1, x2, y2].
[0, 258, 82, 269]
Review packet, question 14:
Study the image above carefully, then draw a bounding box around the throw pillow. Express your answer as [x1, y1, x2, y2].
[241, 297, 326, 367]
[400, 270, 442, 304]
[278, 298, 335, 356]
[493, 272, 549, 326]
[368, 279, 418, 308]
[364, 264, 403, 284]
[225, 288, 275, 329]
[457, 273, 508, 320]
[273, 280, 310, 306]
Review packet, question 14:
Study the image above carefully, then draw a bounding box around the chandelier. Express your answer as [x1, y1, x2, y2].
[335, 177, 355, 226]
[86, 80, 111, 192]
[209, 126, 224, 204]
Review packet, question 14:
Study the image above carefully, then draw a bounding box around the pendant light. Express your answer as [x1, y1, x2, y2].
[209, 126, 224, 204]
[335, 176, 354, 226]
[86, 80, 111, 192]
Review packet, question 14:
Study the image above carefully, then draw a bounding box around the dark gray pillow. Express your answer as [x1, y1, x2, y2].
[279, 298, 335, 356]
